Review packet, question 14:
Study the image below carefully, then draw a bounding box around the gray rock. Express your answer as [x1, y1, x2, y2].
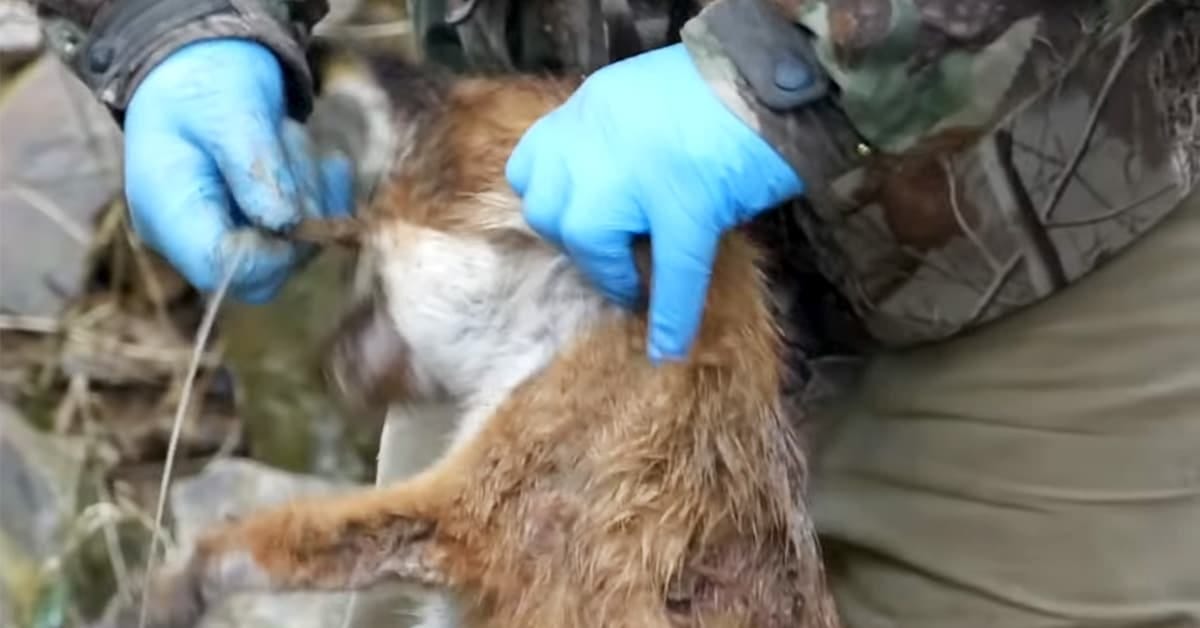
[0, 400, 88, 627]
[0, 1, 43, 67]
[0, 53, 122, 317]
[169, 458, 356, 548]
[166, 458, 379, 628]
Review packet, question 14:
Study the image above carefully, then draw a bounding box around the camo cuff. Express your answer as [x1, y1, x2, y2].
[38, 0, 328, 124]
[680, 0, 865, 204]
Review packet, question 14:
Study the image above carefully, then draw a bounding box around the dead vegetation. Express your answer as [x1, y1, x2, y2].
[0, 1, 412, 626]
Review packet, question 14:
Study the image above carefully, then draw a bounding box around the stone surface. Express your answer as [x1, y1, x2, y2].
[0, 53, 122, 317]
[0, 1, 42, 68]
[0, 400, 88, 628]
[164, 458, 380, 628]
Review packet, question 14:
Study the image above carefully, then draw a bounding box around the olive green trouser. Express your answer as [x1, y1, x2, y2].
[811, 189, 1200, 628]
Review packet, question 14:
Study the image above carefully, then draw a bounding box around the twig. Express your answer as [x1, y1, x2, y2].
[1045, 183, 1177, 228]
[0, 184, 91, 244]
[69, 375, 135, 602]
[205, 418, 244, 464]
[62, 325, 223, 368]
[940, 156, 1000, 272]
[94, 475, 134, 604]
[0, 314, 61, 334]
[122, 212, 176, 331]
[52, 373, 88, 434]
[290, 216, 366, 246]
[967, 253, 1022, 325]
[1040, 27, 1138, 222]
[61, 501, 169, 556]
[314, 19, 413, 39]
[137, 246, 244, 628]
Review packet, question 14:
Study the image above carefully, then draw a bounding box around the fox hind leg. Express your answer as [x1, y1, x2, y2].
[92, 472, 460, 628]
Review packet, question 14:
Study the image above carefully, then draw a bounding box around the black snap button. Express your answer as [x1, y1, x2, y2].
[88, 41, 114, 74]
[773, 57, 812, 92]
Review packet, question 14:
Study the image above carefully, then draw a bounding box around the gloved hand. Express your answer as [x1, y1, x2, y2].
[506, 43, 804, 363]
[123, 38, 352, 303]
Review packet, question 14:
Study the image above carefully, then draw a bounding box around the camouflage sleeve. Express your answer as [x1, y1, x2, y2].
[34, 0, 329, 123]
[678, 0, 868, 195]
[681, 0, 1157, 181]
[682, 0, 1178, 354]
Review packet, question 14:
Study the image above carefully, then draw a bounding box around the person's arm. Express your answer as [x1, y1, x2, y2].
[508, 0, 1166, 361]
[679, 0, 1156, 182]
[34, 0, 328, 123]
[678, 0, 864, 199]
[32, 0, 352, 304]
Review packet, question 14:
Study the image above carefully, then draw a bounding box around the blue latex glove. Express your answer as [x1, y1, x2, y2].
[506, 43, 804, 362]
[123, 38, 352, 303]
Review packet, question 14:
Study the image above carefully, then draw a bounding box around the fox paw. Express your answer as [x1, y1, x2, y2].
[88, 559, 207, 628]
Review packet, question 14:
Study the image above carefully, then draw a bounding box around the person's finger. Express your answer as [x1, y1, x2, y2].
[507, 114, 576, 246]
[559, 189, 647, 308]
[506, 112, 554, 196]
[124, 131, 301, 300]
[644, 209, 721, 363]
[515, 158, 573, 250]
[122, 129, 225, 290]
[200, 106, 303, 232]
[217, 228, 306, 303]
[279, 119, 328, 220]
[278, 119, 354, 219]
[319, 152, 355, 219]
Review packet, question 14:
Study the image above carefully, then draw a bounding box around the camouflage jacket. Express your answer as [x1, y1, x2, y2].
[683, 0, 1197, 348]
[31, 0, 687, 120]
[33, 0, 327, 122]
[35, 0, 1199, 354]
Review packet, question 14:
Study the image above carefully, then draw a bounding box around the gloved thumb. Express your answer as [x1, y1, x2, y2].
[645, 213, 721, 363]
[319, 153, 354, 219]
[506, 112, 549, 196]
[560, 195, 646, 309]
[280, 119, 355, 220]
[202, 108, 305, 232]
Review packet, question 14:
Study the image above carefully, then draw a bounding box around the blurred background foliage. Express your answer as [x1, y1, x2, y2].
[0, 1, 416, 625]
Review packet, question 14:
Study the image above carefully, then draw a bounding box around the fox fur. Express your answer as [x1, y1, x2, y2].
[96, 45, 842, 628]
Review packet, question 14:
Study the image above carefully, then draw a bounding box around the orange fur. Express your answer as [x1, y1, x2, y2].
[96, 55, 842, 628]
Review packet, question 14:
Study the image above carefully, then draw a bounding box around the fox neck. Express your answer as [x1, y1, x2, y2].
[371, 223, 618, 449]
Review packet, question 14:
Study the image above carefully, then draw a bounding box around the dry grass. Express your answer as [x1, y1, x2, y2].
[0, 3, 415, 623]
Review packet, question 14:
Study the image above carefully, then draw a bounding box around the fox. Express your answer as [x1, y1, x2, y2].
[95, 43, 843, 628]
